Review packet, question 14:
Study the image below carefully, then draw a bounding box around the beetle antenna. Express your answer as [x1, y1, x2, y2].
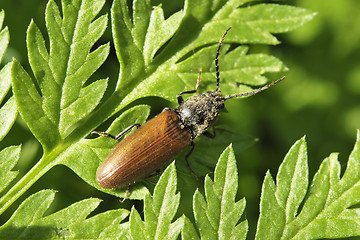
[215, 26, 232, 92]
[224, 76, 286, 100]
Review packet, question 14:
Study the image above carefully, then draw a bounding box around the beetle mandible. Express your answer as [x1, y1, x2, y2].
[93, 26, 285, 191]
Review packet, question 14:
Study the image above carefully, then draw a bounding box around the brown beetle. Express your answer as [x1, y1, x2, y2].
[95, 110, 191, 189]
[93, 27, 284, 191]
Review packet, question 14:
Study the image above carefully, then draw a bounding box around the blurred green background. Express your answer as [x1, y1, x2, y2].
[1, 0, 360, 237]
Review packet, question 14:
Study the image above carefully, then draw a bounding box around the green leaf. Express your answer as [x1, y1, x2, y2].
[176, 43, 287, 94]
[2, 0, 110, 218]
[255, 138, 309, 239]
[0, 11, 21, 218]
[132, 0, 151, 50]
[0, 146, 21, 193]
[276, 136, 308, 223]
[0, 61, 18, 142]
[110, 0, 313, 113]
[100, 221, 131, 239]
[0, 11, 20, 197]
[0, 12, 16, 142]
[0, 190, 57, 239]
[129, 162, 182, 240]
[111, 0, 146, 90]
[235, 4, 316, 34]
[255, 171, 286, 240]
[193, 145, 248, 240]
[13, 0, 109, 150]
[129, 206, 146, 239]
[0, 62, 11, 105]
[143, 6, 182, 65]
[0, 190, 104, 239]
[186, 3, 315, 50]
[59, 78, 108, 135]
[0, 96, 17, 142]
[12, 60, 60, 151]
[3, 0, 315, 229]
[69, 209, 130, 239]
[0, 10, 9, 64]
[255, 131, 360, 239]
[181, 215, 200, 240]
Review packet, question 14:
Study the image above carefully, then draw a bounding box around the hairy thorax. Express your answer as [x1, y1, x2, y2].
[174, 91, 225, 139]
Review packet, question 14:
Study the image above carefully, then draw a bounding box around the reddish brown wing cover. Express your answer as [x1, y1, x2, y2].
[96, 110, 192, 189]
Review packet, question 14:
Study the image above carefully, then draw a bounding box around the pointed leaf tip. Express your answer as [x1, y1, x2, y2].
[194, 145, 247, 239]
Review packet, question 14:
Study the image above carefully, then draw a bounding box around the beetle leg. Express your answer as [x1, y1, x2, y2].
[202, 126, 216, 138]
[120, 185, 132, 203]
[119, 169, 161, 202]
[177, 69, 202, 104]
[185, 142, 198, 179]
[146, 169, 162, 179]
[91, 131, 117, 140]
[114, 124, 141, 140]
[91, 123, 141, 141]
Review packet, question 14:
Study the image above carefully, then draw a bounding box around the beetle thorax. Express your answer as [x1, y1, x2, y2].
[174, 91, 225, 139]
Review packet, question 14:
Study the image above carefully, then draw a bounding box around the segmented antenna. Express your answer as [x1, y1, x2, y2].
[215, 26, 232, 92]
[224, 76, 286, 100]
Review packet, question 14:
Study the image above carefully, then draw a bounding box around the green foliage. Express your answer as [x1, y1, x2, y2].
[0, 9, 20, 218]
[0, 144, 246, 239]
[13, 0, 109, 150]
[193, 145, 247, 239]
[0, 17, 18, 193]
[0, 10, 16, 143]
[256, 131, 360, 239]
[2, 0, 314, 209]
[3, 135, 360, 239]
[129, 163, 182, 240]
[8, 0, 360, 239]
[0, 146, 20, 193]
[0, 189, 129, 239]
